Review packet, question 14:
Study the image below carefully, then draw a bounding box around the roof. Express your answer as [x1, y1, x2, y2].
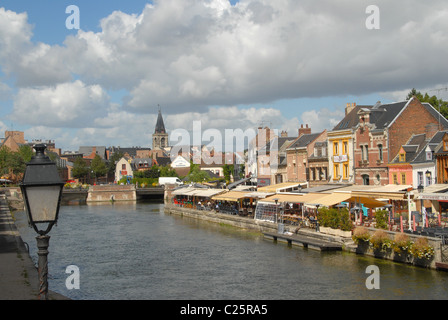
[258, 136, 296, 153]
[155, 110, 166, 134]
[286, 133, 321, 150]
[333, 105, 372, 131]
[334, 99, 448, 135]
[390, 133, 428, 163]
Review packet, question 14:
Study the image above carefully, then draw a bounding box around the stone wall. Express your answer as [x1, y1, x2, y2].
[87, 185, 136, 202]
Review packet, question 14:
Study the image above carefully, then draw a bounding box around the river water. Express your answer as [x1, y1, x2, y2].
[13, 201, 448, 300]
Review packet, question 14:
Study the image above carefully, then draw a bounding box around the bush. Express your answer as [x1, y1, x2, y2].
[392, 233, 411, 254]
[317, 207, 353, 231]
[374, 209, 389, 229]
[369, 230, 392, 250]
[409, 237, 435, 260]
[352, 226, 370, 244]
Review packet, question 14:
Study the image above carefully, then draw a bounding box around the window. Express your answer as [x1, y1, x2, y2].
[399, 153, 405, 162]
[365, 145, 369, 161]
[334, 164, 340, 178]
[122, 164, 126, 170]
[378, 144, 383, 161]
[333, 142, 339, 155]
[362, 174, 369, 185]
[418, 172, 423, 186]
[401, 173, 406, 185]
[376, 174, 381, 184]
[393, 173, 398, 184]
[343, 164, 349, 179]
[343, 141, 348, 155]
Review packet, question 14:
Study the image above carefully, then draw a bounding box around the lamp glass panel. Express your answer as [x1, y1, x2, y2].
[25, 185, 61, 223]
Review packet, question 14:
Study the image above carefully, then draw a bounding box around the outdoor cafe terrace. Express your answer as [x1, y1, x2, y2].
[170, 182, 448, 237]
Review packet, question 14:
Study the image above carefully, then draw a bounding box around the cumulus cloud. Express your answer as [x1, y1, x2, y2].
[1, 1, 448, 150]
[11, 80, 110, 127]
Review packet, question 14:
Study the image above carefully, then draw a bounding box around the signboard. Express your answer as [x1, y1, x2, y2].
[257, 178, 271, 187]
[417, 193, 448, 201]
[333, 155, 348, 163]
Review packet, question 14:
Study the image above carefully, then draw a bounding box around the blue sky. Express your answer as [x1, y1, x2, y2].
[0, 1, 446, 151]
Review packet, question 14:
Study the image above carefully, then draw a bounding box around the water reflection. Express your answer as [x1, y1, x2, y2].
[13, 202, 448, 300]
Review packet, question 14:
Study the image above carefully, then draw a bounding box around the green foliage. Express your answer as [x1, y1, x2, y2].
[91, 154, 108, 178]
[108, 151, 123, 174]
[407, 88, 448, 119]
[133, 165, 178, 179]
[185, 161, 211, 183]
[0, 145, 34, 178]
[72, 157, 89, 179]
[223, 164, 233, 183]
[317, 207, 353, 231]
[374, 209, 389, 230]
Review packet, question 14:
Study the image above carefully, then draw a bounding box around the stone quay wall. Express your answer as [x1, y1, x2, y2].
[87, 185, 137, 202]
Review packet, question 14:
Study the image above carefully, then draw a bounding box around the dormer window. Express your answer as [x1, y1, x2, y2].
[399, 153, 405, 162]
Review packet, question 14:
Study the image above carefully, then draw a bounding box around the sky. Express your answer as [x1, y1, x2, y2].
[0, 0, 447, 152]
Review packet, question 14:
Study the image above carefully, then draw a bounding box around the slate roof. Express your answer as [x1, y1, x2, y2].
[286, 133, 321, 150]
[333, 99, 448, 132]
[155, 110, 166, 134]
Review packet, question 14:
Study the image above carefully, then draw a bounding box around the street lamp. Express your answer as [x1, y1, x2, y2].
[20, 144, 64, 300]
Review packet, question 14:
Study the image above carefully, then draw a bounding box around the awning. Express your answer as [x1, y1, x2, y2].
[212, 191, 250, 202]
[261, 192, 326, 204]
[314, 193, 352, 207]
[172, 188, 199, 196]
[244, 192, 275, 199]
[192, 189, 227, 198]
[347, 196, 387, 208]
[257, 182, 303, 193]
[349, 184, 412, 200]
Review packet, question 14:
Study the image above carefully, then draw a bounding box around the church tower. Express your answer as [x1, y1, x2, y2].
[152, 109, 168, 150]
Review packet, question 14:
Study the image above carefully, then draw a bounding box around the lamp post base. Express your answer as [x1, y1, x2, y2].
[36, 235, 50, 300]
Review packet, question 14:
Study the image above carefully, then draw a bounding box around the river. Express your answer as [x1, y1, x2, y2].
[13, 201, 448, 300]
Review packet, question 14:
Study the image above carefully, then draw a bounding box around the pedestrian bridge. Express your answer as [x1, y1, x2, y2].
[63, 185, 164, 203]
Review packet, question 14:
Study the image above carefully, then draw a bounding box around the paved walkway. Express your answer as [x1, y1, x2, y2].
[0, 190, 68, 300]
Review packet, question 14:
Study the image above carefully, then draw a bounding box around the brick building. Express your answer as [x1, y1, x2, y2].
[330, 97, 448, 186]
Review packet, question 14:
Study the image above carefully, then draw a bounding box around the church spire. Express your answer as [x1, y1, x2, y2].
[154, 108, 166, 134]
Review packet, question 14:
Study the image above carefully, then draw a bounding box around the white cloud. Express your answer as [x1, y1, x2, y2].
[11, 80, 110, 127]
[2, 1, 448, 151]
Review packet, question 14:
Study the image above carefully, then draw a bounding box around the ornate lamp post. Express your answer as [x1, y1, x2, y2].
[20, 144, 64, 300]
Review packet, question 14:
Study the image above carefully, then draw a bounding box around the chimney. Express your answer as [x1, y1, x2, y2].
[281, 131, 288, 137]
[346, 103, 356, 115]
[298, 124, 311, 137]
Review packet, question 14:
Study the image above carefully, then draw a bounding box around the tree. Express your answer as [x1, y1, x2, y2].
[223, 164, 233, 183]
[18, 145, 33, 163]
[406, 88, 448, 119]
[91, 154, 108, 181]
[185, 162, 211, 183]
[72, 157, 89, 182]
[108, 151, 123, 175]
